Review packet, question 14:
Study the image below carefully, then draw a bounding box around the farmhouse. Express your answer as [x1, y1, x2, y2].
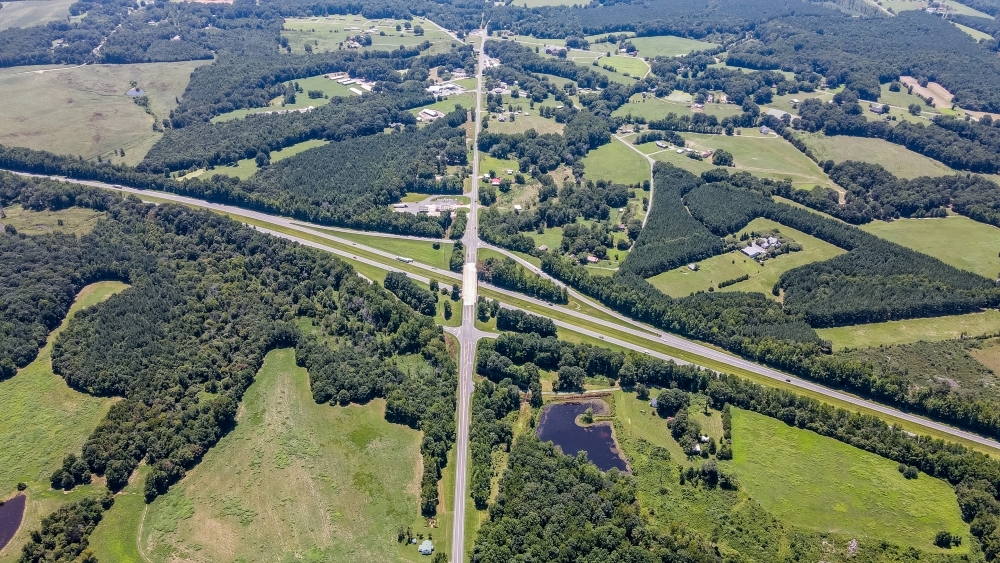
[759, 125, 770, 134]
[766, 108, 790, 120]
[742, 244, 765, 257]
[418, 540, 434, 555]
[654, 140, 668, 149]
[586, 255, 599, 263]
[491, 177, 502, 186]
[869, 103, 887, 115]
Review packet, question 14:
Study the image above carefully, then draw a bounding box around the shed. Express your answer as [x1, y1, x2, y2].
[742, 245, 765, 257]
[538, 245, 548, 251]
[126, 88, 146, 97]
[418, 540, 434, 555]
[586, 255, 599, 263]
[687, 263, 698, 271]
[649, 397, 658, 408]
[513, 204, 522, 212]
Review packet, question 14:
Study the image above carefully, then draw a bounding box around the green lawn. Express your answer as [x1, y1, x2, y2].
[0, 61, 203, 164]
[645, 218, 846, 297]
[139, 348, 441, 563]
[580, 140, 650, 185]
[726, 408, 969, 551]
[817, 310, 1000, 351]
[0, 0, 74, 30]
[0, 281, 126, 562]
[308, 229, 454, 269]
[626, 35, 719, 58]
[861, 215, 1000, 278]
[799, 131, 958, 179]
[0, 204, 105, 236]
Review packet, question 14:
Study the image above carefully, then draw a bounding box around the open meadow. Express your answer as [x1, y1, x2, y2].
[648, 131, 834, 190]
[211, 75, 360, 123]
[282, 16, 458, 56]
[798, 131, 960, 179]
[626, 35, 719, 58]
[613, 93, 742, 122]
[137, 348, 443, 563]
[0, 281, 126, 562]
[861, 215, 1000, 278]
[580, 139, 650, 185]
[0, 204, 104, 236]
[0, 0, 74, 30]
[645, 218, 845, 297]
[817, 310, 1000, 351]
[726, 408, 969, 551]
[0, 61, 203, 163]
[180, 138, 330, 181]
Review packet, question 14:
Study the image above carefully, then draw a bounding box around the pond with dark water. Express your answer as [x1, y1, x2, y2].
[0, 494, 26, 551]
[535, 401, 628, 472]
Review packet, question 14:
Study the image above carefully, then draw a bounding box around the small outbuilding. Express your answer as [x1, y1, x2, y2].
[126, 88, 146, 97]
[418, 540, 434, 555]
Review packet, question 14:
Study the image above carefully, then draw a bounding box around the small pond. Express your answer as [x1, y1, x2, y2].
[535, 400, 628, 472]
[0, 494, 26, 551]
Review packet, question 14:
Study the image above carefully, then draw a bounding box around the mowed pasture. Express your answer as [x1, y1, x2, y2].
[861, 215, 1000, 279]
[817, 310, 1000, 351]
[626, 35, 720, 58]
[580, 139, 650, 185]
[211, 74, 360, 123]
[647, 131, 833, 190]
[726, 408, 970, 551]
[0, 281, 126, 562]
[0, 61, 203, 163]
[282, 16, 458, 56]
[139, 348, 441, 563]
[0, 204, 104, 236]
[0, 0, 74, 30]
[613, 93, 742, 122]
[798, 132, 959, 179]
[646, 218, 845, 298]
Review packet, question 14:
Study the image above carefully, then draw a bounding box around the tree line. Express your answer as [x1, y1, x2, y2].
[476, 329, 1000, 560]
[0, 175, 458, 553]
[477, 255, 568, 303]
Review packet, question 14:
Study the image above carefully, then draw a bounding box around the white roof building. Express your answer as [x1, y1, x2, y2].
[418, 540, 434, 555]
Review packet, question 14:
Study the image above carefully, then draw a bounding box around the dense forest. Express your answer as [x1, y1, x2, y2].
[0, 174, 458, 556]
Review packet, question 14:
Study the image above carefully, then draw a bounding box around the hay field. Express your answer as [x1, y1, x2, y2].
[138, 348, 442, 563]
[0, 61, 203, 163]
[0, 0, 74, 30]
[0, 281, 126, 562]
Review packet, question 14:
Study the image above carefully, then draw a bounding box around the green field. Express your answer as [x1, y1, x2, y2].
[316, 229, 455, 270]
[727, 409, 969, 551]
[0, 61, 203, 163]
[580, 139, 650, 185]
[212, 75, 359, 123]
[488, 112, 564, 135]
[861, 215, 1000, 278]
[182, 138, 331, 181]
[649, 131, 833, 190]
[412, 92, 477, 117]
[799, 131, 958, 178]
[613, 94, 742, 122]
[646, 218, 846, 297]
[0, 204, 104, 236]
[954, 22, 993, 41]
[87, 465, 151, 563]
[817, 310, 1000, 351]
[282, 16, 458, 56]
[0, 0, 74, 30]
[138, 348, 442, 563]
[0, 281, 126, 562]
[626, 35, 720, 58]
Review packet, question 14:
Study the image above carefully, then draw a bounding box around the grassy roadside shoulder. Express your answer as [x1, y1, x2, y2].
[130, 195, 1000, 456]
